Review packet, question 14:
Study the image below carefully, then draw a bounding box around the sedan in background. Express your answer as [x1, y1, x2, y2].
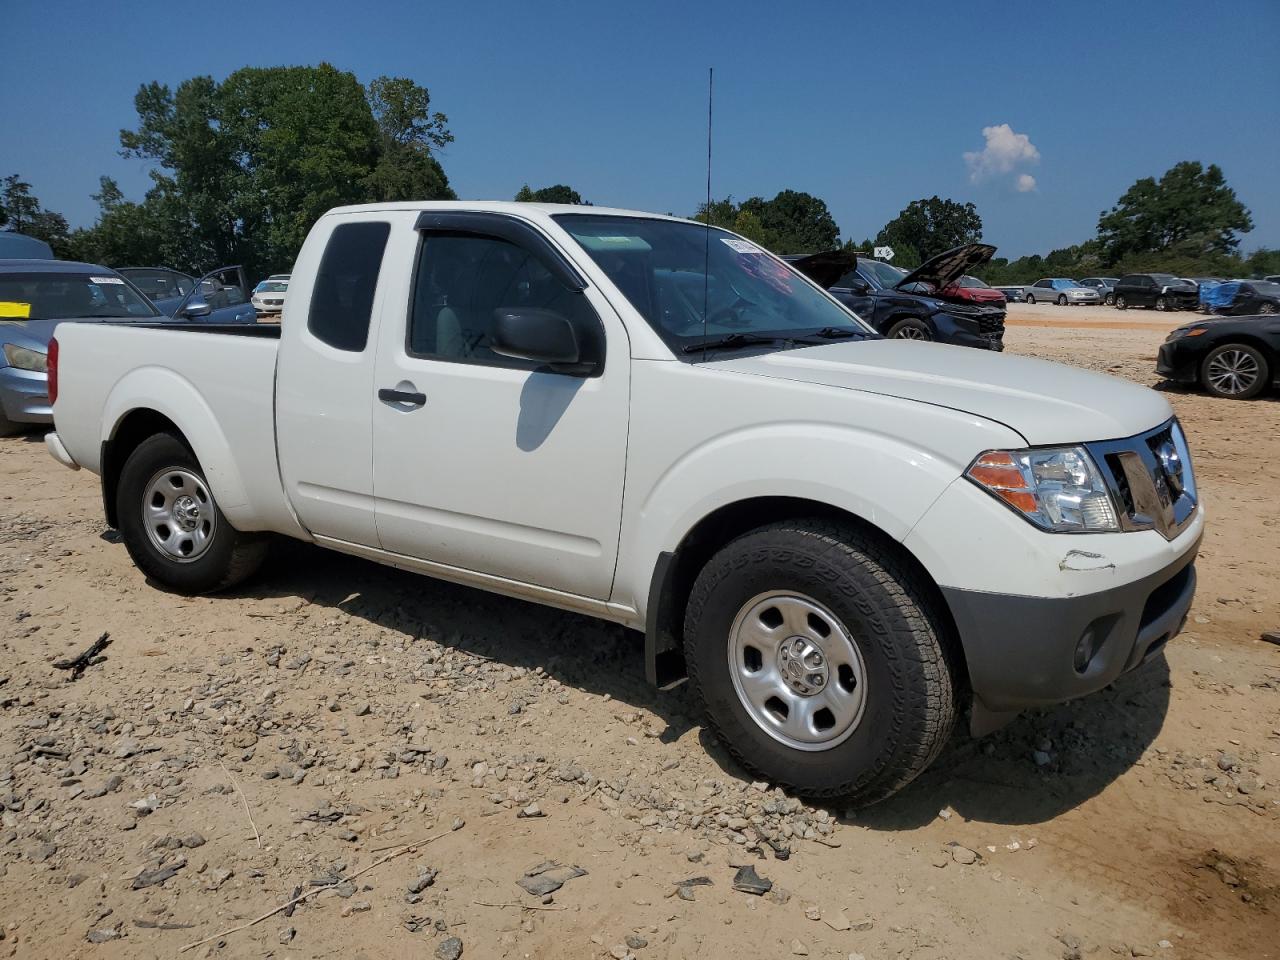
[251, 277, 289, 316]
[1078, 277, 1121, 304]
[941, 274, 1007, 305]
[1158, 313, 1280, 399]
[1024, 278, 1101, 305]
[995, 285, 1026, 302]
[1, 260, 162, 434]
[1112, 274, 1199, 311]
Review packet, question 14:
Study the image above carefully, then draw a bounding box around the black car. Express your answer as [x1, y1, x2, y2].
[1209, 280, 1280, 316]
[1112, 273, 1199, 311]
[1157, 313, 1280, 399]
[784, 243, 1005, 350]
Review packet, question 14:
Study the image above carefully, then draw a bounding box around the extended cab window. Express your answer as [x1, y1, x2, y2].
[408, 232, 600, 368]
[307, 221, 391, 351]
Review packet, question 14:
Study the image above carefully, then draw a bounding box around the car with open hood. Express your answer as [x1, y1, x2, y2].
[784, 243, 1005, 350]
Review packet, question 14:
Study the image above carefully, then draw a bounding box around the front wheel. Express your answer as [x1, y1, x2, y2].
[1155, 296, 1169, 311]
[1025, 294, 1036, 304]
[887, 317, 933, 341]
[1115, 295, 1128, 310]
[1201, 343, 1270, 400]
[683, 520, 957, 805]
[1259, 302, 1278, 315]
[1105, 293, 1115, 305]
[116, 433, 267, 593]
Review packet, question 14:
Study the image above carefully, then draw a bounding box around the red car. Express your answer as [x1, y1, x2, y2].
[942, 274, 1007, 305]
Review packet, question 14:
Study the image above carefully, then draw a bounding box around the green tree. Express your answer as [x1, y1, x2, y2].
[366, 76, 456, 203]
[88, 64, 455, 277]
[1096, 161, 1252, 265]
[514, 184, 587, 204]
[875, 197, 983, 265]
[694, 191, 839, 252]
[0, 174, 71, 254]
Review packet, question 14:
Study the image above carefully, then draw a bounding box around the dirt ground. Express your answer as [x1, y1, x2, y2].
[1, 306, 1277, 960]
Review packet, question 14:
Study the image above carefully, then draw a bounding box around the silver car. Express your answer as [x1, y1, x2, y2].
[1078, 277, 1121, 305]
[1024, 278, 1101, 305]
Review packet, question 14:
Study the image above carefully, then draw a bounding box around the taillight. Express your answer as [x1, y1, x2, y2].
[47, 336, 59, 406]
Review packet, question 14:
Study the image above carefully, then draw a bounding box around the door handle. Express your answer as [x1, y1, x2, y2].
[378, 387, 427, 407]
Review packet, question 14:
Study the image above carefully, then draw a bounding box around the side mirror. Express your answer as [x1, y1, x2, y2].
[180, 297, 212, 319]
[491, 307, 590, 372]
[848, 278, 871, 295]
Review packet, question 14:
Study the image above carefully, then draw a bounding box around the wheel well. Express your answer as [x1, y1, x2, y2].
[1202, 336, 1277, 372]
[101, 410, 189, 528]
[645, 496, 969, 693]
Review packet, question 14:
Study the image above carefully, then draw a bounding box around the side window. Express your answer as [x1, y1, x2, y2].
[834, 269, 863, 289]
[408, 232, 601, 368]
[1035, 279, 1050, 288]
[308, 221, 391, 351]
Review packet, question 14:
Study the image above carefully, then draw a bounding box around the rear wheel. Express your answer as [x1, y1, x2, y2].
[887, 317, 933, 341]
[1056, 294, 1067, 306]
[116, 433, 267, 593]
[683, 520, 957, 805]
[1201, 343, 1270, 400]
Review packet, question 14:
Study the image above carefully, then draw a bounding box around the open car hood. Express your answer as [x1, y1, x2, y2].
[782, 251, 856, 290]
[896, 243, 996, 292]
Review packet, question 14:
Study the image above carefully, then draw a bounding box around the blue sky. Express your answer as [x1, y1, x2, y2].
[2, 0, 1277, 257]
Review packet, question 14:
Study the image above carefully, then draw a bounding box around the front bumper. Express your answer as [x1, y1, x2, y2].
[0, 364, 51, 425]
[1156, 340, 1199, 383]
[933, 311, 1005, 351]
[944, 533, 1198, 729]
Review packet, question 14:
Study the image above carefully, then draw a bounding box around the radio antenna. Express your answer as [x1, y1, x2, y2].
[701, 66, 713, 362]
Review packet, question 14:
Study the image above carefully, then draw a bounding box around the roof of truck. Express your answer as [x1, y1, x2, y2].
[324, 200, 695, 224]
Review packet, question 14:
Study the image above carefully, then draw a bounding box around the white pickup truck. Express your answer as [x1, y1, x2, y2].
[45, 202, 1202, 804]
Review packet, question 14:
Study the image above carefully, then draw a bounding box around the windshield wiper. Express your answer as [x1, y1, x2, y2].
[682, 333, 789, 354]
[809, 326, 860, 339]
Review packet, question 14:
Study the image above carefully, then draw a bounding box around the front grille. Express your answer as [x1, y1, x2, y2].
[1086, 419, 1198, 541]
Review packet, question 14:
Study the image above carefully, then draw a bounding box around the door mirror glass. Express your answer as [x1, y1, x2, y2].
[181, 297, 212, 319]
[491, 307, 590, 372]
[847, 277, 871, 294]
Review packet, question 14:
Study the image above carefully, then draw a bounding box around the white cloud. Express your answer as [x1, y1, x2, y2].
[964, 124, 1041, 187]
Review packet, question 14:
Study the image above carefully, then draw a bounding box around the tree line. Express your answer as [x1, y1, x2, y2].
[1, 62, 1275, 283]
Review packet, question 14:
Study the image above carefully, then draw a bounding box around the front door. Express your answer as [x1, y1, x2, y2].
[370, 218, 629, 599]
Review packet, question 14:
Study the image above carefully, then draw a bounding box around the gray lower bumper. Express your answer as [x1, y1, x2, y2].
[944, 536, 1199, 733]
[0, 365, 51, 424]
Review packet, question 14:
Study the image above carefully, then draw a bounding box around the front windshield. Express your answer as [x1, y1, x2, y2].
[958, 275, 990, 288]
[555, 215, 873, 355]
[1151, 274, 1181, 285]
[858, 259, 908, 290]
[0, 272, 160, 320]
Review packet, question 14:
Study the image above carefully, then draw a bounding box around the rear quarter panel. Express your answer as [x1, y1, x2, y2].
[52, 324, 306, 537]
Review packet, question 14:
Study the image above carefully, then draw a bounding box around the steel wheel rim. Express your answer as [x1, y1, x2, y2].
[727, 591, 868, 752]
[142, 467, 217, 562]
[1207, 349, 1260, 395]
[894, 325, 928, 340]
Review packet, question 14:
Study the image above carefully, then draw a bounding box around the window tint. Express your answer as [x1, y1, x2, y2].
[308, 221, 391, 351]
[1035, 279, 1051, 288]
[408, 232, 600, 368]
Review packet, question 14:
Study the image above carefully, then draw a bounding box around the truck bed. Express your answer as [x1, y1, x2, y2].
[52, 322, 303, 538]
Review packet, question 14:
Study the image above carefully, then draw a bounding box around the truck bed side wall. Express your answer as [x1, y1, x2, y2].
[52, 324, 306, 539]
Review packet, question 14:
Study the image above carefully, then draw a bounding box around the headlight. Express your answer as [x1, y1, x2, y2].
[1165, 327, 1208, 341]
[3, 343, 47, 372]
[966, 446, 1119, 532]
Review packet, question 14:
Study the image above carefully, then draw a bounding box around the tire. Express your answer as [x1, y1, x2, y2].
[1200, 343, 1270, 400]
[1056, 294, 1067, 306]
[116, 432, 267, 593]
[683, 519, 957, 805]
[1105, 293, 1115, 305]
[1259, 302, 1278, 315]
[886, 317, 933, 341]
[1114, 295, 1127, 310]
[1155, 296, 1169, 311]
[1025, 294, 1036, 304]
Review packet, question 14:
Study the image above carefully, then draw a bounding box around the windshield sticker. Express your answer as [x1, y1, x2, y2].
[0, 301, 32, 318]
[721, 238, 763, 255]
[91, 276, 125, 285]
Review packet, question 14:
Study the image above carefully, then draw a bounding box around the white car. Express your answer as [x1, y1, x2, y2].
[250, 277, 289, 315]
[44, 202, 1202, 805]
